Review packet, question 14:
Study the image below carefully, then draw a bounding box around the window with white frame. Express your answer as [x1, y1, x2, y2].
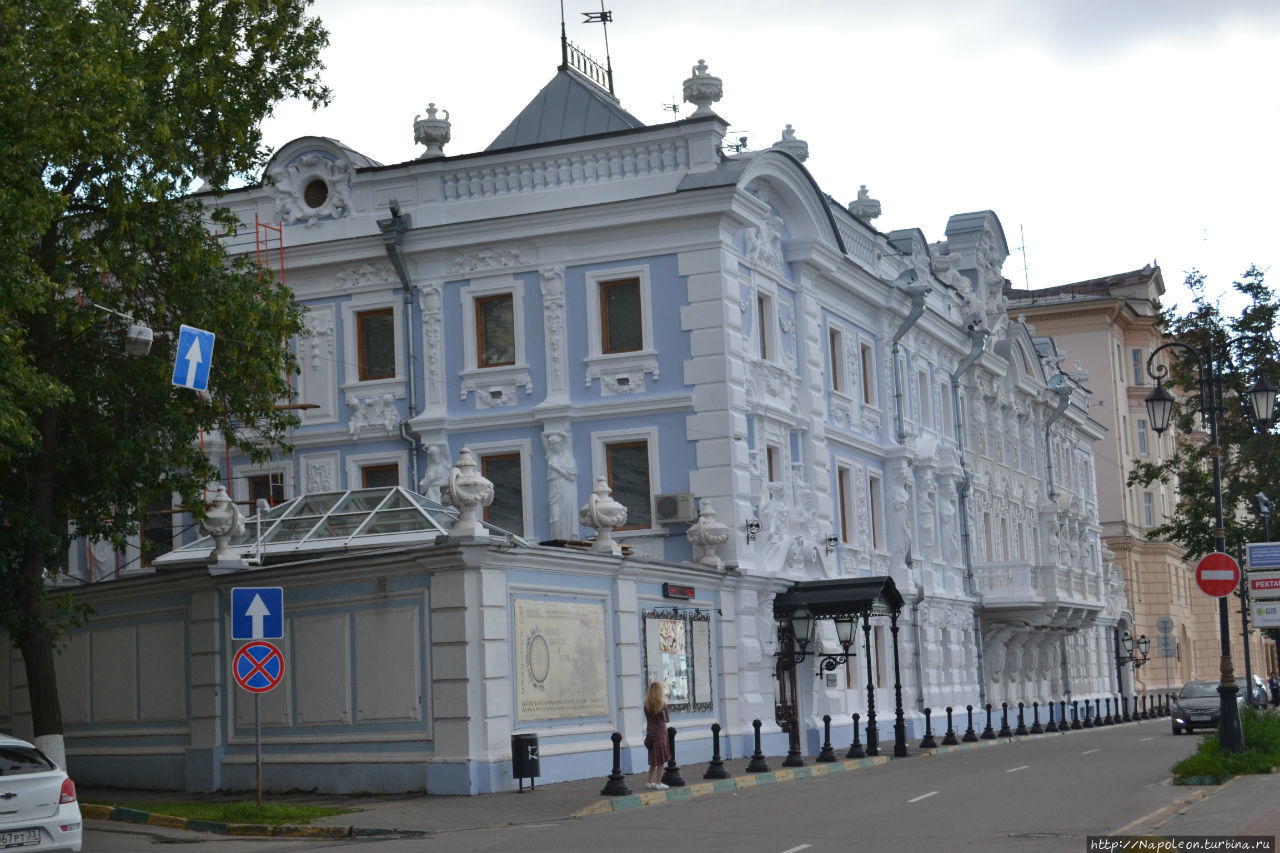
[584, 266, 657, 394]
[1137, 419, 1149, 457]
[341, 296, 403, 390]
[940, 381, 953, 437]
[247, 472, 286, 508]
[475, 293, 516, 368]
[868, 472, 884, 550]
[356, 307, 396, 381]
[360, 464, 400, 489]
[917, 368, 931, 429]
[481, 452, 525, 535]
[601, 278, 644, 353]
[829, 327, 846, 393]
[860, 341, 876, 406]
[837, 466, 853, 543]
[983, 512, 993, 562]
[1143, 492, 1155, 528]
[766, 445, 781, 484]
[755, 292, 774, 361]
[343, 452, 404, 493]
[592, 431, 656, 530]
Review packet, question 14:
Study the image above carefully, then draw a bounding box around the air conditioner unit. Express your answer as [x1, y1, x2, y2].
[654, 492, 697, 524]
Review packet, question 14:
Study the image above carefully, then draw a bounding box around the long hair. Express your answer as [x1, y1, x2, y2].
[644, 681, 664, 715]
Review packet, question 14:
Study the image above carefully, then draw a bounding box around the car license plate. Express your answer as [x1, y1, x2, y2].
[0, 828, 39, 848]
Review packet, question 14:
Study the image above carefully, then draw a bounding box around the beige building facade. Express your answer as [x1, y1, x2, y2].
[1007, 266, 1272, 695]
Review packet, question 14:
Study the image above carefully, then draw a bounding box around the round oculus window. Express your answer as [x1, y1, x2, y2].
[303, 178, 329, 209]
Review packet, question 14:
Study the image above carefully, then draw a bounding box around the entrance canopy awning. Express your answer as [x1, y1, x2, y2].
[772, 576, 905, 621]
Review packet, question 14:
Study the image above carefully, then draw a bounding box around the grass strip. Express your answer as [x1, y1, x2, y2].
[1172, 706, 1280, 784]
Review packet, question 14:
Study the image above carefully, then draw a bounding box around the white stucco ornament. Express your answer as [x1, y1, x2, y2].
[682, 59, 723, 117]
[686, 500, 730, 569]
[771, 124, 809, 162]
[579, 476, 628, 554]
[200, 484, 245, 563]
[414, 103, 451, 159]
[441, 446, 494, 538]
[848, 185, 882, 221]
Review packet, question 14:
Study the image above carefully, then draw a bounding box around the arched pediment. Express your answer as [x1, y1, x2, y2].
[736, 149, 846, 257]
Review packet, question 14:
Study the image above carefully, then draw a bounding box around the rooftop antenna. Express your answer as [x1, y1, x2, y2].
[581, 3, 615, 96]
[723, 134, 750, 153]
[1015, 223, 1031, 289]
[663, 98, 680, 119]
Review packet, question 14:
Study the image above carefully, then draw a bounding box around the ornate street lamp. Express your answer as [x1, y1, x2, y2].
[1119, 632, 1150, 669]
[1144, 341, 1275, 753]
[776, 607, 857, 675]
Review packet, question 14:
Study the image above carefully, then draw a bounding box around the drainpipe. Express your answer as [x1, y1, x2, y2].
[377, 202, 420, 488]
[1043, 374, 1073, 502]
[887, 274, 933, 710]
[891, 274, 932, 444]
[951, 321, 989, 705]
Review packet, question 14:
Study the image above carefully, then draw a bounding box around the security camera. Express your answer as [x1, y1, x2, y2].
[124, 323, 153, 356]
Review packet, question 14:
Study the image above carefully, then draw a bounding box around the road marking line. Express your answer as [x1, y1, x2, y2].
[908, 791, 939, 803]
[779, 846, 813, 853]
[1006, 765, 1029, 773]
[1082, 748, 1100, 755]
[1140, 737, 1153, 742]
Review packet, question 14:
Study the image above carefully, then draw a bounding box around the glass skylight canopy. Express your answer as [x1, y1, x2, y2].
[161, 487, 519, 564]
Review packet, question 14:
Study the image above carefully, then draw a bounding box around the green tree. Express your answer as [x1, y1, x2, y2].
[1129, 267, 1280, 560]
[0, 0, 329, 761]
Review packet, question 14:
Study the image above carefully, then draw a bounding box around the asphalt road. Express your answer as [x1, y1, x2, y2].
[85, 718, 1209, 852]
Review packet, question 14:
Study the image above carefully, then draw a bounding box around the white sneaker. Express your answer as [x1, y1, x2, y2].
[645, 782, 656, 789]
[656, 782, 669, 790]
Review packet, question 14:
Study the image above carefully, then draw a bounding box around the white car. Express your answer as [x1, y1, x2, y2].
[0, 734, 81, 852]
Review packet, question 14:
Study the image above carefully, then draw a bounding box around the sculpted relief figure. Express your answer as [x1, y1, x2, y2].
[420, 444, 450, 504]
[543, 431, 579, 540]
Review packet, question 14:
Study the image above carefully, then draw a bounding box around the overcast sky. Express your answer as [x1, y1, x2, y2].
[261, 0, 1280, 315]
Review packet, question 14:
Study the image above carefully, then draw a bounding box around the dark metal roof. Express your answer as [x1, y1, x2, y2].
[772, 576, 905, 620]
[486, 68, 645, 152]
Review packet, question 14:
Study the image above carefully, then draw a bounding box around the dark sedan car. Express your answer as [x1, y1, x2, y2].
[1171, 679, 1245, 734]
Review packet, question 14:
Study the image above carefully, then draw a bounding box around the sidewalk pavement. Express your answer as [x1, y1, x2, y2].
[81, 734, 1280, 841]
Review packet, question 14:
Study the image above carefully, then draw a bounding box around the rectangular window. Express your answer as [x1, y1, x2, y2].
[838, 467, 852, 543]
[360, 464, 399, 489]
[1144, 492, 1155, 528]
[475, 293, 515, 368]
[606, 440, 651, 529]
[940, 382, 953, 436]
[140, 498, 174, 567]
[983, 512, 993, 562]
[600, 278, 643, 353]
[860, 342, 876, 406]
[829, 327, 844, 392]
[1000, 517, 1009, 562]
[1132, 349, 1144, 386]
[917, 369, 931, 428]
[868, 473, 884, 550]
[766, 445, 780, 484]
[481, 453, 525, 535]
[356, 308, 396, 381]
[756, 294, 770, 360]
[1137, 419, 1149, 457]
[248, 473, 285, 508]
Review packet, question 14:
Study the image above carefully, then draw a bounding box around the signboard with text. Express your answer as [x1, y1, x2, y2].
[1247, 571, 1280, 600]
[1253, 602, 1280, 629]
[1247, 542, 1280, 570]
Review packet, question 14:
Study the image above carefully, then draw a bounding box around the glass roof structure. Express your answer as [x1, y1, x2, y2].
[157, 487, 522, 565]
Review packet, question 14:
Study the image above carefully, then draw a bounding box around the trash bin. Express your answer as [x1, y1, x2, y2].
[511, 733, 540, 792]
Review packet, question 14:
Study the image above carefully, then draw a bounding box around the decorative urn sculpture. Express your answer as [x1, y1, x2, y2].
[686, 500, 730, 570]
[414, 103, 451, 159]
[682, 59, 723, 118]
[440, 446, 493, 538]
[579, 476, 628, 554]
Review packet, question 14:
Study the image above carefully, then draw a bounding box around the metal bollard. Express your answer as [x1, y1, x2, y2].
[1030, 701, 1044, 735]
[661, 726, 686, 787]
[1081, 700, 1094, 728]
[962, 704, 979, 743]
[942, 706, 959, 746]
[817, 714, 837, 762]
[783, 713, 805, 768]
[600, 731, 631, 796]
[704, 722, 730, 780]
[847, 712, 865, 759]
[980, 703, 996, 740]
[920, 708, 937, 749]
[1014, 702, 1029, 736]
[998, 702, 1013, 738]
[1045, 700, 1058, 733]
[747, 719, 770, 773]
[1071, 700, 1082, 731]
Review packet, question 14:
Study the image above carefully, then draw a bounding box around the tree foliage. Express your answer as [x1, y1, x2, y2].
[0, 0, 329, 739]
[1129, 267, 1280, 561]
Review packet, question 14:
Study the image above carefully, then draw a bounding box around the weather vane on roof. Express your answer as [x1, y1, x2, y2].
[559, 1, 617, 95]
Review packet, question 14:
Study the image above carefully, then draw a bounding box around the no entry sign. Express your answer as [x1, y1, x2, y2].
[233, 640, 285, 693]
[1196, 552, 1241, 598]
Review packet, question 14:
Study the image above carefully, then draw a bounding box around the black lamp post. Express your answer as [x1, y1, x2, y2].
[1144, 344, 1276, 753]
[778, 607, 858, 675]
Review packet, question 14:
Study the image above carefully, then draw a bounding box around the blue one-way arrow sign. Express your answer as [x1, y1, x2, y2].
[171, 324, 216, 392]
[231, 587, 283, 640]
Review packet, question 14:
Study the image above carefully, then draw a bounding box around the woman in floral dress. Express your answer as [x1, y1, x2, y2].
[644, 681, 670, 789]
